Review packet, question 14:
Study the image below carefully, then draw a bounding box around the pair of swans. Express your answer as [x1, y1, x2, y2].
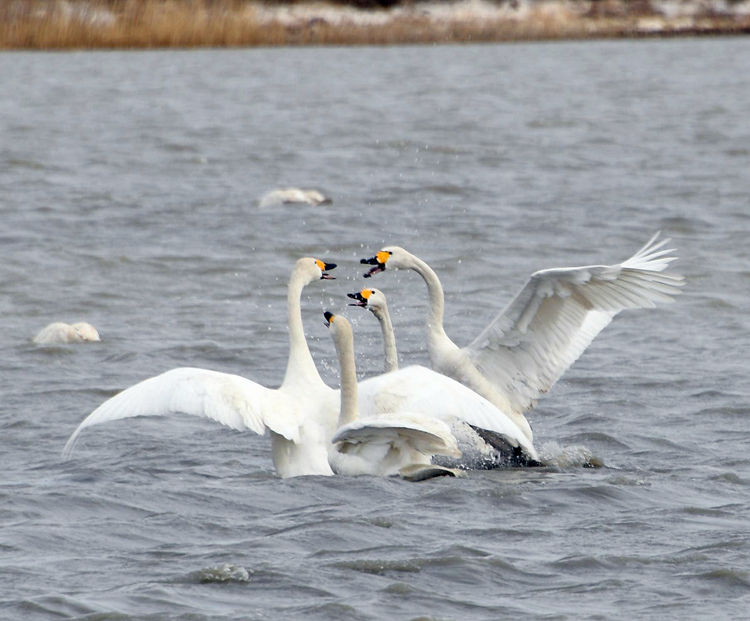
[360, 232, 685, 441]
[64, 256, 536, 478]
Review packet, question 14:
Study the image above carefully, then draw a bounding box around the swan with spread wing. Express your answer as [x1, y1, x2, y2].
[361, 233, 685, 441]
[63, 257, 339, 478]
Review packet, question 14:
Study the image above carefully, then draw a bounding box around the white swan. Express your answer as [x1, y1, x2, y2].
[258, 188, 332, 208]
[349, 286, 543, 468]
[347, 288, 398, 373]
[324, 311, 461, 479]
[63, 257, 339, 478]
[353, 350, 539, 469]
[34, 322, 101, 345]
[361, 233, 685, 441]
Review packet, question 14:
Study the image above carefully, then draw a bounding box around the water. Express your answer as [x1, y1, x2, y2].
[1, 37, 749, 619]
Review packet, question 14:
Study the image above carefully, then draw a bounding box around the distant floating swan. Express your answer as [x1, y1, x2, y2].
[34, 322, 100, 345]
[361, 233, 685, 441]
[324, 311, 460, 480]
[258, 188, 332, 208]
[63, 258, 339, 478]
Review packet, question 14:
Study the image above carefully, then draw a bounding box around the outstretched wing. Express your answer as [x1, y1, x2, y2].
[63, 367, 300, 457]
[463, 233, 685, 416]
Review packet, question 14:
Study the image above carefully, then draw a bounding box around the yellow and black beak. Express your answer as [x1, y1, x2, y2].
[323, 311, 335, 327]
[315, 259, 337, 280]
[360, 250, 390, 278]
[347, 288, 372, 307]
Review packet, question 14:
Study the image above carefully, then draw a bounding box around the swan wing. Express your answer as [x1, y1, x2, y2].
[63, 367, 300, 457]
[463, 233, 685, 415]
[332, 412, 461, 459]
[357, 366, 537, 459]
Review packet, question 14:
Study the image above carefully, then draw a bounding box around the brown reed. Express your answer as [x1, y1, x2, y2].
[1, 0, 749, 50]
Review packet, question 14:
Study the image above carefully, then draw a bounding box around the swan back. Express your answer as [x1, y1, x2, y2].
[34, 322, 100, 345]
[259, 188, 332, 208]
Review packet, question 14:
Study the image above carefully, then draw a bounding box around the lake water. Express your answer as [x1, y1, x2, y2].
[1, 37, 749, 620]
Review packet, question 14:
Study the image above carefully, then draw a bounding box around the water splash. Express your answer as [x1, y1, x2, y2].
[538, 441, 604, 469]
[193, 563, 251, 584]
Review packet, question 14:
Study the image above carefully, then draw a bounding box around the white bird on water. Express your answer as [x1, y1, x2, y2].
[324, 311, 461, 480]
[63, 257, 340, 478]
[258, 188, 331, 208]
[360, 233, 685, 441]
[33, 322, 101, 345]
[63, 255, 538, 474]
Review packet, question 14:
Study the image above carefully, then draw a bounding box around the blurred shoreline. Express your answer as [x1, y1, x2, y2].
[2, 0, 750, 49]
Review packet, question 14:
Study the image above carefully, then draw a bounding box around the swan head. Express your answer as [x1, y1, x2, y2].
[296, 257, 337, 283]
[323, 311, 353, 341]
[347, 288, 388, 316]
[72, 322, 101, 342]
[360, 246, 408, 278]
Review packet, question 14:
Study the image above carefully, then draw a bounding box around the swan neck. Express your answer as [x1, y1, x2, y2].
[410, 254, 447, 339]
[335, 327, 359, 427]
[283, 270, 320, 386]
[374, 309, 398, 373]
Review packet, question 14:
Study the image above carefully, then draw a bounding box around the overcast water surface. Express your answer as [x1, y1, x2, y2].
[1, 37, 749, 620]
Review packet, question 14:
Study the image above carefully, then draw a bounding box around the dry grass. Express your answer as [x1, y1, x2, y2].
[1, 0, 750, 49]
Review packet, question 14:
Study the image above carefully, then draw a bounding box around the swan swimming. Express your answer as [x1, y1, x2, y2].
[349, 286, 542, 468]
[348, 288, 398, 373]
[63, 257, 339, 478]
[34, 322, 101, 345]
[361, 233, 685, 441]
[63, 259, 538, 475]
[324, 311, 461, 480]
[258, 188, 332, 208]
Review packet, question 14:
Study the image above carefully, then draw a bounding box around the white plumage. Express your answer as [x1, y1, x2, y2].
[325, 312, 461, 478]
[63, 257, 339, 478]
[34, 321, 100, 345]
[361, 233, 685, 440]
[258, 188, 331, 208]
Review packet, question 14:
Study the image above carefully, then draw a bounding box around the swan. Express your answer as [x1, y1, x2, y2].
[349, 286, 543, 468]
[62, 257, 339, 478]
[258, 188, 332, 208]
[353, 344, 540, 468]
[361, 233, 685, 441]
[324, 311, 461, 480]
[34, 322, 101, 345]
[347, 288, 398, 373]
[63, 258, 537, 475]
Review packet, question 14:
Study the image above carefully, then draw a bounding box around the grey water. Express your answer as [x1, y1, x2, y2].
[1, 37, 749, 620]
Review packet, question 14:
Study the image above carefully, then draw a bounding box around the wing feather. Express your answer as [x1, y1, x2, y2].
[464, 233, 685, 415]
[63, 367, 300, 457]
[332, 414, 460, 458]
